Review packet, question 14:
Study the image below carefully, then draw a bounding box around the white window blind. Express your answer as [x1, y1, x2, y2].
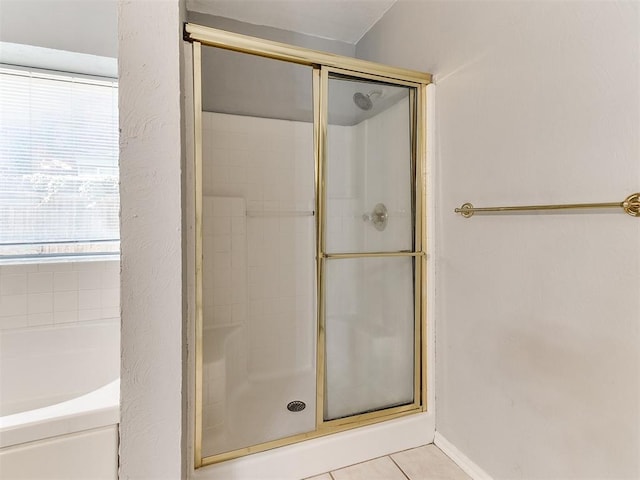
[0, 66, 119, 259]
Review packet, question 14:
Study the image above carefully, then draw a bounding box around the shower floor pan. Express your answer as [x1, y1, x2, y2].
[202, 369, 316, 458]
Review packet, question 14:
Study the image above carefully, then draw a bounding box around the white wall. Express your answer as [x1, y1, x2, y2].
[118, 0, 187, 478]
[358, 1, 640, 478]
[0, 1, 120, 332]
[188, 11, 355, 122]
[0, 0, 117, 58]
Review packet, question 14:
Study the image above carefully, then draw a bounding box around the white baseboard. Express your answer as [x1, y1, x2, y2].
[434, 432, 493, 480]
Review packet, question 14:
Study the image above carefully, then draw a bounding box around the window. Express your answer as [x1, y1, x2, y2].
[0, 66, 119, 259]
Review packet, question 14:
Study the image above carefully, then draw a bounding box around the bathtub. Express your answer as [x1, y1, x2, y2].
[0, 319, 120, 479]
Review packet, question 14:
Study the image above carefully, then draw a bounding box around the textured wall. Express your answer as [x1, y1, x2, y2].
[118, 0, 187, 478]
[358, 1, 640, 478]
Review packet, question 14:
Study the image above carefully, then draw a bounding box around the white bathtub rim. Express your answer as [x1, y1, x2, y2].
[0, 379, 119, 448]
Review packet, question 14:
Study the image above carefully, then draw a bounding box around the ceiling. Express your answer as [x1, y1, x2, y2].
[186, 0, 397, 44]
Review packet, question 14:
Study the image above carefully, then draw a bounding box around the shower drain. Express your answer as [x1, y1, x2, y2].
[286, 400, 306, 412]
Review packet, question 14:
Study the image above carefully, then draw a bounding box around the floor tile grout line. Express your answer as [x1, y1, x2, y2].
[329, 450, 393, 474]
[389, 454, 411, 480]
[315, 443, 439, 480]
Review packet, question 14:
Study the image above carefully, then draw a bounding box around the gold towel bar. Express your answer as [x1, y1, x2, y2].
[455, 193, 640, 218]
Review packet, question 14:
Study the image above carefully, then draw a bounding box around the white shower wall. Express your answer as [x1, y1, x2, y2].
[202, 112, 316, 380]
[201, 100, 415, 452]
[325, 97, 415, 419]
[201, 112, 318, 455]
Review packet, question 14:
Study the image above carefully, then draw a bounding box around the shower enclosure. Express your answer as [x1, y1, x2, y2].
[186, 23, 431, 468]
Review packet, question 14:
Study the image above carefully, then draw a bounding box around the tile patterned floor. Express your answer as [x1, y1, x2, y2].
[305, 445, 471, 480]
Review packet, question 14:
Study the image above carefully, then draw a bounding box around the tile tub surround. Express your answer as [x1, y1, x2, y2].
[305, 445, 471, 480]
[0, 259, 120, 330]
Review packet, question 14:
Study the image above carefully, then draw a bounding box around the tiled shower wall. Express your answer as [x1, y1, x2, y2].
[202, 112, 316, 379]
[202, 101, 412, 409]
[0, 260, 120, 330]
[324, 98, 415, 418]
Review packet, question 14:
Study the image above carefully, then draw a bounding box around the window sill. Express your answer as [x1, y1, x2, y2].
[0, 254, 120, 267]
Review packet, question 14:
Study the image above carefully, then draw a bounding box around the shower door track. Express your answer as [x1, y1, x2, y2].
[186, 23, 432, 468]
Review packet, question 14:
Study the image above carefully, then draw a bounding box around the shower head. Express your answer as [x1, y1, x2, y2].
[353, 92, 373, 110]
[353, 90, 382, 111]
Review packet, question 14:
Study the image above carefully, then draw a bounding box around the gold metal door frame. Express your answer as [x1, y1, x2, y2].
[186, 23, 431, 469]
[316, 66, 426, 432]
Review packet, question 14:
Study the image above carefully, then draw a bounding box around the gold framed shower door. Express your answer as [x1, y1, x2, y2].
[186, 23, 432, 468]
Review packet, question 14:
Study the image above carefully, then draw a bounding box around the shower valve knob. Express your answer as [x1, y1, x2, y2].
[363, 203, 388, 231]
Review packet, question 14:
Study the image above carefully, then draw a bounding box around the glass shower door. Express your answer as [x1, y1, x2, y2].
[322, 70, 421, 422]
[198, 44, 317, 459]
[190, 24, 430, 466]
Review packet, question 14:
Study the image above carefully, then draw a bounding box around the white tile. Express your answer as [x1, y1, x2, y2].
[101, 288, 120, 308]
[101, 262, 120, 288]
[54, 310, 78, 324]
[54, 271, 79, 292]
[264, 200, 279, 212]
[27, 272, 53, 293]
[246, 185, 263, 204]
[305, 475, 332, 480]
[212, 305, 231, 325]
[231, 303, 247, 324]
[79, 308, 102, 322]
[228, 166, 246, 184]
[37, 262, 73, 272]
[0, 264, 38, 275]
[212, 252, 231, 271]
[212, 199, 231, 217]
[27, 312, 53, 326]
[231, 235, 245, 253]
[213, 287, 231, 306]
[229, 149, 249, 167]
[211, 267, 231, 288]
[73, 261, 104, 273]
[231, 199, 245, 217]
[78, 270, 102, 290]
[101, 306, 120, 319]
[203, 401, 225, 428]
[231, 217, 246, 235]
[231, 284, 246, 304]
[213, 235, 231, 253]
[0, 274, 28, 295]
[247, 200, 263, 213]
[331, 456, 406, 480]
[54, 291, 78, 312]
[211, 217, 231, 235]
[0, 294, 27, 317]
[79, 289, 102, 310]
[391, 445, 471, 480]
[101, 269, 120, 290]
[27, 293, 53, 314]
[0, 315, 27, 329]
[264, 183, 280, 201]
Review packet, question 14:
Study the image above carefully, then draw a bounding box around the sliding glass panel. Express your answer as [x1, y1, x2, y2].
[200, 45, 316, 458]
[324, 256, 415, 420]
[325, 75, 415, 254]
